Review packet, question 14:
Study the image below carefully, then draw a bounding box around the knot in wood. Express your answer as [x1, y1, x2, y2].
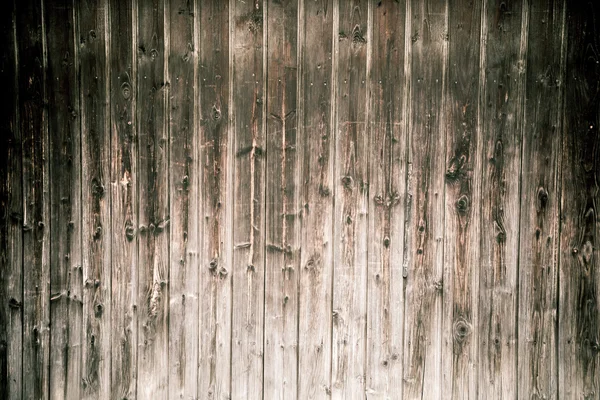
[455, 195, 469, 214]
[351, 24, 366, 44]
[121, 82, 131, 99]
[537, 187, 548, 210]
[125, 224, 135, 241]
[341, 175, 354, 190]
[453, 318, 472, 343]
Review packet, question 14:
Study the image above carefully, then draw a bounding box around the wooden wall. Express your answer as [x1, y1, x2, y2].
[0, 0, 599, 399]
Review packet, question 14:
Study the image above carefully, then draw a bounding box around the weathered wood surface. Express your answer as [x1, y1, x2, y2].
[2, 0, 600, 398]
[46, 0, 82, 398]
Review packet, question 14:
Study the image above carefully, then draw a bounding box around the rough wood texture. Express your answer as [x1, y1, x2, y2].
[46, 0, 83, 398]
[366, 0, 406, 397]
[197, 1, 232, 399]
[402, 0, 447, 398]
[264, 0, 300, 398]
[0, 1, 22, 398]
[442, 0, 481, 398]
[518, 0, 564, 398]
[167, 0, 198, 398]
[109, 0, 137, 398]
[332, 0, 368, 398]
[560, 1, 600, 398]
[230, 0, 266, 397]
[18, 0, 51, 398]
[136, 0, 169, 397]
[5, 1, 600, 399]
[478, 1, 527, 397]
[79, 0, 112, 397]
[297, 0, 335, 398]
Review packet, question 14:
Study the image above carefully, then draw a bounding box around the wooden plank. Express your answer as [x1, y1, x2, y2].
[402, 0, 447, 398]
[197, 1, 232, 398]
[79, 0, 111, 397]
[263, 0, 300, 398]
[297, 0, 335, 398]
[441, 0, 481, 398]
[109, 0, 137, 398]
[331, 0, 368, 398]
[46, 0, 83, 398]
[477, 1, 527, 398]
[230, 0, 266, 398]
[364, 0, 406, 398]
[517, 0, 565, 398]
[0, 1, 22, 398]
[136, 0, 170, 397]
[167, 0, 198, 398]
[18, 0, 51, 398]
[559, 1, 600, 398]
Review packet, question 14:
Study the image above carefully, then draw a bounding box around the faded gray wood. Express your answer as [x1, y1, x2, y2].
[331, 0, 368, 398]
[18, 0, 51, 398]
[442, 0, 481, 397]
[0, 1, 22, 398]
[79, 0, 112, 397]
[197, 1, 232, 398]
[517, 0, 564, 398]
[230, 0, 266, 397]
[136, 0, 169, 397]
[478, 1, 527, 397]
[46, 0, 83, 398]
[264, 0, 300, 398]
[402, 0, 447, 398]
[6, 1, 600, 399]
[366, 0, 407, 398]
[167, 0, 198, 398]
[109, 0, 137, 398]
[297, 0, 335, 397]
[559, 1, 600, 398]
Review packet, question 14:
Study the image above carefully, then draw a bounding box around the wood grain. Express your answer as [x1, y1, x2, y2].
[46, 0, 83, 398]
[402, 0, 447, 398]
[197, 1, 232, 398]
[560, 1, 600, 398]
[230, 0, 266, 397]
[297, 0, 335, 397]
[366, 0, 407, 398]
[332, 0, 368, 398]
[79, 0, 112, 397]
[263, 0, 300, 398]
[518, 0, 565, 398]
[0, 1, 22, 398]
[441, 0, 481, 398]
[478, 1, 527, 397]
[136, 0, 170, 397]
[109, 0, 137, 398]
[167, 0, 198, 398]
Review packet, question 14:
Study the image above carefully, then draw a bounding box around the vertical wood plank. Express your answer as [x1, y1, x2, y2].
[332, 0, 368, 398]
[46, 0, 83, 397]
[365, 0, 407, 398]
[168, 0, 198, 398]
[18, 0, 51, 398]
[136, 0, 170, 397]
[109, 0, 137, 398]
[441, 0, 481, 398]
[0, 1, 22, 398]
[518, 0, 565, 398]
[560, 1, 600, 398]
[297, 0, 335, 397]
[197, 1, 232, 398]
[478, 1, 527, 397]
[263, 0, 300, 398]
[402, 0, 447, 398]
[79, 0, 111, 397]
[230, 0, 266, 397]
